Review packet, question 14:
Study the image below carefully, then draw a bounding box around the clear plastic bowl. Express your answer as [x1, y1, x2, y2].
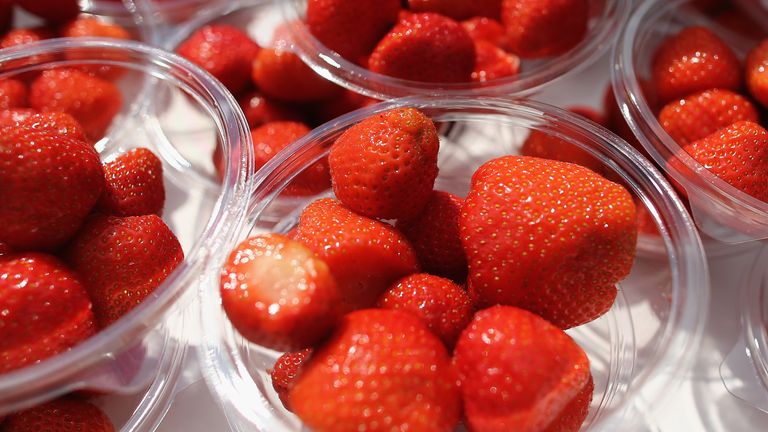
[279, 0, 631, 100]
[613, 0, 768, 244]
[0, 38, 254, 430]
[198, 96, 709, 431]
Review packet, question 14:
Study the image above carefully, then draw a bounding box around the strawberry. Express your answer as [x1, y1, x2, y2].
[65, 214, 184, 327]
[251, 122, 331, 197]
[307, 0, 401, 62]
[396, 190, 467, 281]
[97, 148, 165, 217]
[658, 89, 758, 146]
[309, 89, 376, 126]
[238, 92, 305, 129]
[220, 234, 341, 351]
[329, 107, 439, 220]
[544, 374, 594, 432]
[0, 253, 96, 373]
[270, 348, 312, 410]
[604, 85, 653, 160]
[61, 17, 132, 79]
[29, 68, 123, 141]
[2, 397, 114, 431]
[461, 16, 507, 46]
[454, 306, 591, 432]
[177, 25, 260, 94]
[0, 241, 9, 256]
[746, 39, 768, 109]
[408, 0, 502, 20]
[0, 109, 37, 128]
[368, 13, 476, 83]
[635, 198, 660, 237]
[461, 156, 636, 329]
[291, 309, 461, 431]
[713, 6, 767, 41]
[0, 28, 57, 71]
[294, 198, 420, 312]
[16, 0, 80, 23]
[0, 113, 103, 250]
[501, 0, 589, 58]
[652, 26, 741, 103]
[472, 40, 520, 82]
[252, 48, 342, 103]
[0, 79, 27, 110]
[0, 0, 12, 34]
[378, 273, 472, 348]
[671, 121, 768, 202]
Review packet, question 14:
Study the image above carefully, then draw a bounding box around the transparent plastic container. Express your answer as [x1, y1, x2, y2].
[198, 97, 710, 431]
[613, 0, 768, 244]
[279, 0, 631, 100]
[0, 38, 254, 430]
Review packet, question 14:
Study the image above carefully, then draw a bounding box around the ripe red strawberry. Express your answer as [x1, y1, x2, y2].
[0, 241, 10, 256]
[329, 107, 439, 220]
[97, 148, 165, 217]
[368, 13, 476, 83]
[291, 309, 460, 431]
[16, 0, 80, 23]
[307, 0, 401, 62]
[409, 0, 502, 20]
[652, 27, 741, 103]
[252, 48, 342, 103]
[635, 199, 660, 237]
[220, 234, 341, 351]
[29, 68, 123, 141]
[61, 17, 132, 79]
[501, 0, 588, 58]
[671, 121, 768, 202]
[2, 397, 114, 432]
[251, 122, 330, 196]
[177, 25, 260, 94]
[0, 79, 27, 109]
[238, 92, 305, 129]
[544, 374, 594, 432]
[378, 273, 472, 348]
[461, 156, 636, 329]
[0, 28, 57, 70]
[294, 199, 420, 312]
[0, 253, 96, 373]
[0, 108, 37, 128]
[462, 16, 507, 46]
[0, 113, 102, 250]
[270, 348, 313, 410]
[746, 39, 768, 109]
[309, 89, 376, 126]
[453, 306, 591, 432]
[472, 40, 520, 82]
[396, 190, 467, 280]
[65, 214, 184, 327]
[658, 89, 758, 146]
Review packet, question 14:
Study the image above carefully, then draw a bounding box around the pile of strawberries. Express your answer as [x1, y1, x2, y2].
[219, 107, 638, 431]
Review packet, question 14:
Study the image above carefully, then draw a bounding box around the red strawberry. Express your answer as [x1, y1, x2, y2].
[251, 122, 331, 197]
[409, 0, 502, 20]
[368, 13, 476, 83]
[16, 0, 80, 23]
[29, 68, 123, 141]
[329, 107, 439, 220]
[97, 148, 165, 217]
[0, 28, 57, 71]
[635, 198, 660, 237]
[396, 190, 467, 280]
[252, 48, 342, 103]
[461, 16, 507, 46]
[544, 374, 594, 432]
[658, 89, 758, 146]
[0, 241, 9, 256]
[0, 108, 37, 128]
[307, 0, 401, 62]
[294, 198, 420, 312]
[454, 306, 591, 432]
[65, 214, 184, 327]
[2, 397, 114, 431]
[177, 25, 260, 94]
[746, 39, 768, 109]
[238, 92, 305, 129]
[501, 0, 588, 58]
[472, 40, 520, 82]
[378, 273, 472, 348]
[0, 79, 27, 109]
[309, 89, 377, 126]
[0, 253, 96, 373]
[671, 121, 768, 202]
[61, 17, 132, 79]
[461, 156, 636, 329]
[652, 26, 741, 103]
[220, 234, 341, 351]
[0, 113, 103, 250]
[270, 348, 313, 410]
[291, 309, 461, 431]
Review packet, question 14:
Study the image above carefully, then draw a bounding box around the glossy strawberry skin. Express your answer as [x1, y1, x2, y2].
[409, 0, 502, 20]
[453, 306, 591, 432]
[270, 348, 313, 411]
[97, 148, 165, 217]
[652, 26, 741, 103]
[291, 309, 461, 432]
[61, 17, 132, 79]
[746, 39, 768, 108]
[501, 0, 589, 58]
[16, 0, 80, 23]
[2, 396, 114, 432]
[0, 109, 37, 128]
[462, 16, 507, 46]
[0, 79, 27, 110]
[472, 40, 520, 82]
[0, 254, 96, 373]
[369, 13, 476, 83]
[65, 214, 184, 327]
[544, 374, 593, 432]
[294, 199, 420, 312]
[0, 241, 9, 256]
[329, 108, 439, 220]
[0, 113, 103, 250]
[252, 48, 342, 103]
[461, 156, 637, 329]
